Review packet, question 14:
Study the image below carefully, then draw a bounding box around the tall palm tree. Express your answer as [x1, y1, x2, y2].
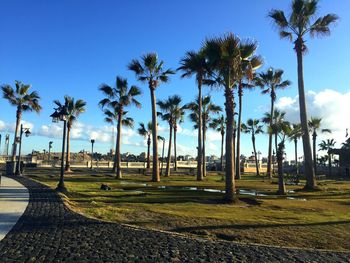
[270, 119, 291, 195]
[269, 0, 338, 190]
[1, 81, 41, 173]
[308, 117, 331, 175]
[99, 76, 142, 178]
[138, 122, 153, 169]
[157, 95, 185, 176]
[241, 119, 264, 176]
[129, 53, 174, 182]
[203, 33, 247, 202]
[318, 139, 336, 176]
[178, 51, 211, 181]
[209, 115, 226, 171]
[54, 96, 86, 173]
[288, 123, 303, 181]
[186, 96, 221, 178]
[256, 68, 291, 179]
[235, 41, 263, 180]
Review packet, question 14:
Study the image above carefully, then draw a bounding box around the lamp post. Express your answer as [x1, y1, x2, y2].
[15, 124, 31, 175]
[48, 141, 53, 161]
[90, 139, 95, 170]
[50, 106, 69, 192]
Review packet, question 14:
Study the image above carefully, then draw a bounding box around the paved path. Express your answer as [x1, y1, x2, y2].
[0, 176, 349, 262]
[0, 176, 29, 241]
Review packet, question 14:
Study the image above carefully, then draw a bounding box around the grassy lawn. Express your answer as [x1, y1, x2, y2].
[25, 167, 350, 251]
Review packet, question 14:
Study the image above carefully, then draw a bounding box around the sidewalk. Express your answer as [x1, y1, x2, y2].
[0, 176, 29, 241]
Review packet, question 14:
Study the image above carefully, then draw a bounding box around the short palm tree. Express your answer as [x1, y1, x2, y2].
[157, 95, 185, 176]
[318, 139, 336, 176]
[308, 117, 331, 175]
[178, 50, 211, 181]
[269, 0, 338, 190]
[241, 119, 264, 176]
[54, 96, 86, 173]
[129, 53, 174, 182]
[1, 81, 41, 172]
[186, 96, 221, 178]
[288, 123, 303, 181]
[99, 76, 141, 179]
[256, 68, 291, 178]
[209, 115, 226, 171]
[138, 122, 153, 169]
[235, 41, 263, 180]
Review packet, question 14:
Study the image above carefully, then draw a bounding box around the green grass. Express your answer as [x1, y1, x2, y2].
[25, 167, 350, 251]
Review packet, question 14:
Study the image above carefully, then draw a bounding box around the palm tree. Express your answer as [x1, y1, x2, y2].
[99, 76, 141, 178]
[256, 68, 291, 179]
[186, 96, 221, 178]
[308, 117, 331, 175]
[54, 96, 86, 173]
[203, 33, 247, 202]
[319, 139, 336, 176]
[209, 115, 226, 171]
[1, 81, 41, 173]
[235, 41, 263, 180]
[178, 51, 211, 181]
[129, 53, 174, 182]
[270, 119, 291, 195]
[157, 95, 185, 176]
[288, 123, 303, 181]
[241, 119, 264, 176]
[269, 0, 338, 190]
[138, 122, 153, 169]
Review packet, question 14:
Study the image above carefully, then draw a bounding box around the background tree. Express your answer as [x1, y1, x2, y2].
[129, 53, 174, 182]
[209, 115, 226, 171]
[99, 76, 141, 178]
[241, 119, 264, 176]
[1, 81, 41, 173]
[235, 41, 263, 180]
[308, 117, 331, 175]
[137, 122, 153, 170]
[319, 139, 336, 176]
[288, 123, 303, 181]
[256, 68, 291, 179]
[269, 0, 338, 190]
[178, 51, 211, 181]
[54, 96, 86, 173]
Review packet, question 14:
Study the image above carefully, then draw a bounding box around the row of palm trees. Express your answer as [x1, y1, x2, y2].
[1, 0, 338, 202]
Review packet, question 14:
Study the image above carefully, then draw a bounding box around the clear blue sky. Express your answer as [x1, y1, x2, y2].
[0, 0, 349, 159]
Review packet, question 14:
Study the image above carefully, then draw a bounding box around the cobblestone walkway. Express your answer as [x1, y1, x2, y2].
[0, 176, 349, 262]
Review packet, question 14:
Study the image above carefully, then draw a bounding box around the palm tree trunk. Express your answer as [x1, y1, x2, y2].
[220, 131, 224, 172]
[295, 38, 316, 189]
[224, 84, 235, 202]
[267, 93, 274, 179]
[147, 136, 151, 169]
[112, 126, 118, 173]
[65, 126, 72, 172]
[202, 122, 206, 178]
[166, 124, 173, 177]
[312, 131, 317, 175]
[294, 138, 299, 182]
[174, 124, 177, 172]
[116, 112, 122, 179]
[235, 87, 242, 179]
[252, 134, 260, 176]
[328, 153, 332, 176]
[277, 142, 286, 195]
[12, 108, 21, 163]
[197, 81, 203, 181]
[150, 86, 160, 182]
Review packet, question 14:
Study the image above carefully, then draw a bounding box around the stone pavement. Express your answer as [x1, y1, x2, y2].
[0, 176, 349, 262]
[0, 176, 29, 241]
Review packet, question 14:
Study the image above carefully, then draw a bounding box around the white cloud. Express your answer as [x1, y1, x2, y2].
[0, 120, 34, 133]
[276, 89, 350, 148]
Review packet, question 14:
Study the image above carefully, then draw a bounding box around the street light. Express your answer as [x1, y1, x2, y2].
[15, 124, 31, 175]
[48, 141, 53, 161]
[90, 139, 95, 170]
[50, 106, 69, 192]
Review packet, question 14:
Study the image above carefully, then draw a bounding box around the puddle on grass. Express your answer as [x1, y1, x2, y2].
[237, 189, 267, 197]
[119, 181, 148, 186]
[156, 186, 268, 196]
[286, 197, 307, 201]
